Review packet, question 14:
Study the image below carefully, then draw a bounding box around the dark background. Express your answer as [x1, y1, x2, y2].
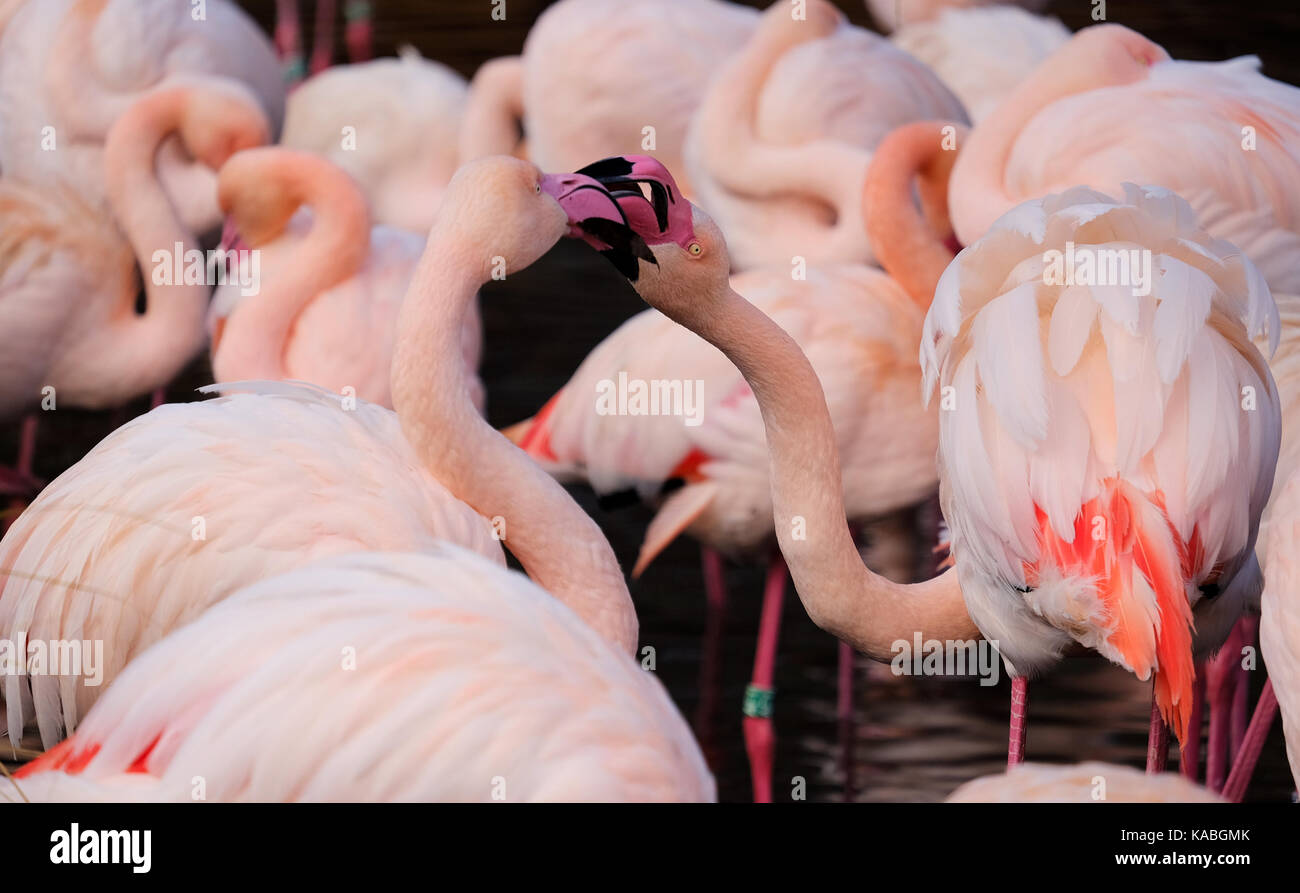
[5, 1, 1294, 801]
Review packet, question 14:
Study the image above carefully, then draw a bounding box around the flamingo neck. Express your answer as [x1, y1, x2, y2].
[458, 56, 525, 163]
[863, 122, 962, 310]
[691, 8, 869, 261]
[949, 40, 1159, 244]
[665, 277, 975, 659]
[389, 231, 638, 655]
[213, 169, 369, 383]
[102, 91, 209, 387]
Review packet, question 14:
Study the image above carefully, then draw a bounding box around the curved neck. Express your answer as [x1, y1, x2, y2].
[458, 56, 525, 163]
[390, 227, 638, 655]
[690, 6, 869, 259]
[864, 121, 963, 310]
[213, 158, 369, 381]
[667, 278, 976, 659]
[950, 27, 1166, 244]
[100, 91, 211, 392]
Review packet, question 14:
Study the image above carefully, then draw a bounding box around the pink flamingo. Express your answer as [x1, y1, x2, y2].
[0, 156, 636, 749]
[0, 0, 284, 237]
[0, 81, 268, 518]
[281, 47, 468, 234]
[947, 761, 1223, 802]
[508, 258, 938, 800]
[564, 157, 1279, 780]
[682, 0, 966, 271]
[944, 24, 1300, 295]
[8, 548, 712, 802]
[209, 147, 484, 412]
[458, 0, 758, 194]
[889, 5, 1069, 123]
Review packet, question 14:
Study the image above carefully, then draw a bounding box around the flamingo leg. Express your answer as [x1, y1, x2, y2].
[275, 0, 306, 86]
[309, 0, 337, 76]
[742, 553, 786, 803]
[1205, 622, 1242, 791]
[149, 388, 166, 409]
[1146, 685, 1169, 772]
[1221, 679, 1278, 803]
[837, 640, 855, 801]
[345, 0, 374, 64]
[1179, 666, 1205, 781]
[1008, 676, 1028, 766]
[2, 416, 39, 535]
[1229, 617, 1258, 761]
[693, 546, 728, 751]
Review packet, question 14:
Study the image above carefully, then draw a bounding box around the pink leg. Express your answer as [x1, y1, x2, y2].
[742, 553, 786, 803]
[1008, 676, 1028, 766]
[1221, 679, 1278, 803]
[149, 388, 166, 409]
[1205, 624, 1242, 791]
[309, 0, 337, 75]
[837, 640, 856, 801]
[1179, 666, 1205, 782]
[692, 546, 728, 751]
[345, 0, 374, 63]
[1146, 685, 1169, 773]
[2, 416, 38, 535]
[1229, 616, 1258, 761]
[275, 0, 306, 86]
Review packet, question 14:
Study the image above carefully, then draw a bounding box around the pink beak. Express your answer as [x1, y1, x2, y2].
[540, 172, 630, 242]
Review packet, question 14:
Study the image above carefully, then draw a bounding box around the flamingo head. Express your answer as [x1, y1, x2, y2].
[564, 155, 733, 320]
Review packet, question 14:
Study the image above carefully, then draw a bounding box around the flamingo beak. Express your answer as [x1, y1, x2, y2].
[541, 171, 657, 280]
[574, 155, 696, 250]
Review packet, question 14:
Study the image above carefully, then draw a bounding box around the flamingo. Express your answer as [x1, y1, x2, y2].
[946, 761, 1223, 802]
[280, 47, 468, 234]
[889, 6, 1069, 123]
[562, 157, 1280, 779]
[457, 0, 759, 195]
[0, 81, 268, 513]
[682, 0, 966, 271]
[508, 259, 938, 800]
[0, 0, 284, 237]
[939, 23, 1300, 295]
[0, 156, 636, 749]
[209, 147, 484, 412]
[7, 548, 713, 802]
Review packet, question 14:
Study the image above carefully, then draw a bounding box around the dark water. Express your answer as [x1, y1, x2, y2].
[2, 0, 1295, 802]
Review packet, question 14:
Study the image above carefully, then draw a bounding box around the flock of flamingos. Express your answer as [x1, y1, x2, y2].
[0, 0, 1297, 804]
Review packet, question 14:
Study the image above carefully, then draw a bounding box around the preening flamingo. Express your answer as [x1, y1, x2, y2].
[209, 148, 484, 412]
[0, 156, 636, 748]
[0, 81, 267, 508]
[946, 761, 1223, 802]
[920, 183, 1279, 769]
[8, 549, 713, 802]
[509, 253, 938, 800]
[682, 0, 966, 270]
[889, 6, 1069, 123]
[0, 0, 284, 237]
[942, 23, 1300, 295]
[865, 0, 1049, 32]
[280, 47, 467, 233]
[458, 0, 758, 195]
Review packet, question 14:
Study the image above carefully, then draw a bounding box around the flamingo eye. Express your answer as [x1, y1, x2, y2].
[534, 181, 542, 195]
[688, 242, 703, 257]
